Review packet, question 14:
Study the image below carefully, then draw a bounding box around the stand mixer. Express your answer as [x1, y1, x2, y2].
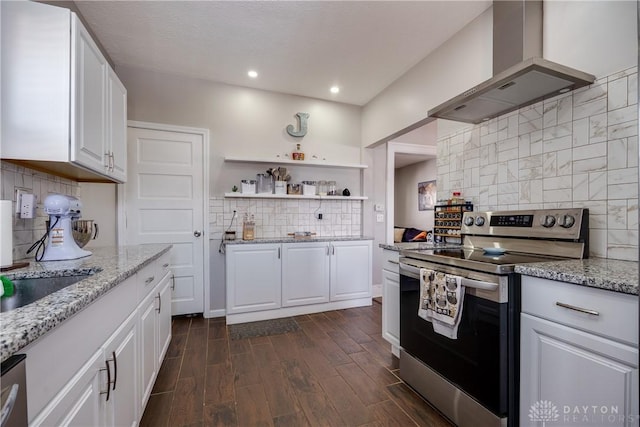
[39, 194, 92, 261]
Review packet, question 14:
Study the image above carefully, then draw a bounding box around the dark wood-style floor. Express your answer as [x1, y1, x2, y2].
[140, 301, 453, 427]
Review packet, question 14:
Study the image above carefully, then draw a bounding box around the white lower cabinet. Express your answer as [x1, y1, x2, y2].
[225, 240, 372, 322]
[381, 249, 401, 356]
[139, 271, 173, 411]
[226, 243, 282, 314]
[27, 252, 172, 426]
[32, 311, 138, 427]
[282, 242, 330, 307]
[520, 276, 638, 427]
[329, 241, 372, 301]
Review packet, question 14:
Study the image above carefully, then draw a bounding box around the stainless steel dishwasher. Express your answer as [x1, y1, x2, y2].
[1, 354, 27, 427]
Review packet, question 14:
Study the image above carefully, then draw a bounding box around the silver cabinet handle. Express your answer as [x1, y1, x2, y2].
[163, 263, 169, 268]
[156, 292, 161, 313]
[104, 152, 110, 170]
[388, 260, 399, 265]
[193, 230, 202, 237]
[556, 301, 599, 316]
[278, 247, 281, 259]
[0, 384, 19, 427]
[145, 276, 155, 285]
[326, 245, 330, 256]
[331, 245, 335, 255]
[171, 275, 176, 291]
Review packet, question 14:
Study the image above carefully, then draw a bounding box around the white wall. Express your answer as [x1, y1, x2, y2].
[78, 183, 117, 247]
[117, 65, 364, 197]
[543, 1, 636, 79]
[364, 144, 387, 290]
[394, 159, 437, 231]
[361, 7, 493, 147]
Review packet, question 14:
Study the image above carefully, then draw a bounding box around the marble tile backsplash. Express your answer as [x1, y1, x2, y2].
[209, 197, 362, 240]
[0, 161, 80, 260]
[437, 66, 639, 261]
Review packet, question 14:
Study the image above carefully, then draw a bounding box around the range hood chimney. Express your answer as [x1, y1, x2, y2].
[428, 0, 595, 124]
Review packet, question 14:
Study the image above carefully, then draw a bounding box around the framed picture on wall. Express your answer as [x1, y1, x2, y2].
[418, 180, 436, 211]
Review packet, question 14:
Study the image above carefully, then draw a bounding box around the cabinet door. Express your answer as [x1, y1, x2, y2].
[71, 16, 107, 173]
[31, 350, 104, 427]
[330, 240, 372, 301]
[520, 313, 638, 427]
[282, 242, 330, 307]
[107, 67, 127, 182]
[1, 1, 71, 161]
[382, 269, 400, 348]
[158, 273, 173, 364]
[226, 244, 281, 314]
[103, 311, 138, 427]
[138, 290, 159, 410]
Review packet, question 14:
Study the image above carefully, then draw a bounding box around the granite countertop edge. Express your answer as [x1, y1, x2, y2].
[224, 235, 374, 245]
[0, 244, 171, 363]
[515, 258, 639, 295]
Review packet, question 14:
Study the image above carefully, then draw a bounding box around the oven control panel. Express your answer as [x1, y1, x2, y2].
[461, 208, 588, 239]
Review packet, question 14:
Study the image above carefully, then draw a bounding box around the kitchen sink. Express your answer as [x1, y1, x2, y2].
[1, 274, 92, 312]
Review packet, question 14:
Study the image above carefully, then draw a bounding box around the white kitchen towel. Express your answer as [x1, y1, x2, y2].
[417, 268, 434, 322]
[430, 274, 465, 339]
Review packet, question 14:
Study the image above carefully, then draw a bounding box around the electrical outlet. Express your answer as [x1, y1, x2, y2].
[376, 213, 384, 223]
[317, 213, 323, 220]
[15, 189, 26, 215]
[20, 194, 36, 219]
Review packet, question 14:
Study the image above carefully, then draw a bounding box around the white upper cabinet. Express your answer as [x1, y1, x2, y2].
[1, 1, 127, 183]
[106, 67, 128, 182]
[71, 17, 107, 174]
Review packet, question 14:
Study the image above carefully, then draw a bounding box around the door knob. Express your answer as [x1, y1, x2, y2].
[193, 230, 202, 237]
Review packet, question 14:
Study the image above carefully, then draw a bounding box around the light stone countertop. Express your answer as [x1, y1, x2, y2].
[0, 244, 171, 362]
[224, 235, 373, 245]
[515, 258, 639, 295]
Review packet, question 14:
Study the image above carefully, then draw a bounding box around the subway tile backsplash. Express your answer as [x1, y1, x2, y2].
[437, 66, 639, 261]
[208, 197, 362, 240]
[1, 161, 79, 260]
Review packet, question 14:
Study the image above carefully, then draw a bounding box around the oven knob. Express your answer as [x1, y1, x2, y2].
[464, 216, 475, 226]
[540, 215, 556, 228]
[475, 217, 485, 226]
[559, 214, 575, 228]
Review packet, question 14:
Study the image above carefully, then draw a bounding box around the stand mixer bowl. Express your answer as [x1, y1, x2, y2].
[71, 220, 98, 248]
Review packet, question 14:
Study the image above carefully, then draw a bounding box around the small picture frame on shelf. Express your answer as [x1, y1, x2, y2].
[418, 180, 436, 211]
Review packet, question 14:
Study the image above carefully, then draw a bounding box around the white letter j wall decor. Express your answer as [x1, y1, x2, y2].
[286, 112, 309, 137]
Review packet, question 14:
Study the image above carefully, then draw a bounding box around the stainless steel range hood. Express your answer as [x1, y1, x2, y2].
[428, 0, 595, 124]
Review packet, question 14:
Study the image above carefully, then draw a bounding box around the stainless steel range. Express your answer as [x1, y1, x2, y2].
[398, 208, 589, 427]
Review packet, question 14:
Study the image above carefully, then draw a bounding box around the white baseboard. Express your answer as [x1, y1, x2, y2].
[226, 297, 372, 325]
[204, 308, 226, 319]
[372, 283, 382, 298]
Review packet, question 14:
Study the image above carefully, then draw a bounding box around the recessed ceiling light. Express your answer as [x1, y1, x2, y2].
[248, 70, 258, 78]
[330, 86, 340, 94]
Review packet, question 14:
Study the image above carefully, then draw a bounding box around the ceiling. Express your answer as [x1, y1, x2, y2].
[75, 1, 491, 106]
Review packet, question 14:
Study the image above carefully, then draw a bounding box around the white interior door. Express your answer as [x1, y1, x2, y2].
[125, 125, 205, 315]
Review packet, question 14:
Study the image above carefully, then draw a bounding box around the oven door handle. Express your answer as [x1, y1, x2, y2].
[400, 263, 498, 291]
[460, 278, 498, 292]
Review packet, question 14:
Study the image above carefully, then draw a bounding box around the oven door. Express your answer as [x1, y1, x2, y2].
[399, 259, 511, 417]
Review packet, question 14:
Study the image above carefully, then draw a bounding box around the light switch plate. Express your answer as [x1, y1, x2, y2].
[374, 204, 385, 212]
